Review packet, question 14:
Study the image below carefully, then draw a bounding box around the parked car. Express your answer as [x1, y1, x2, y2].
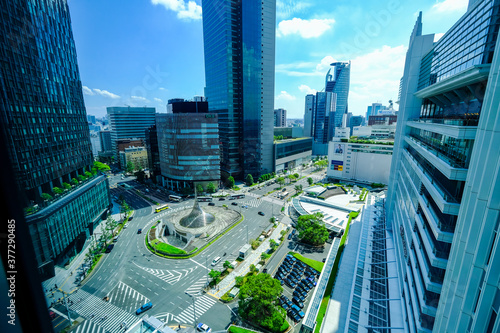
[208, 202, 215, 206]
[105, 244, 114, 253]
[197, 323, 212, 333]
[322, 258, 326, 263]
[231, 202, 238, 206]
[219, 198, 225, 201]
[287, 233, 293, 240]
[292, 229, 296, 235]
[136, 302, 153, 315]
[285, 278, 297, 289]
[128, 216, 133, 221]
[293, 291, 305, 302]
[292, 296, 304, 308]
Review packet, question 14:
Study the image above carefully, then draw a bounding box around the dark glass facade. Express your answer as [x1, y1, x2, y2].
[0, 0, 111, 278]
[145, 125, 160, 182]
[156, 113, 220, 190]
[275, 138, 313, 160]
[202, 0, 275, 179]
[0, 0, 94, 205]
[326, 62, 351, 129]
[418, 0, 500, 90]
[312, 92, 335, 144]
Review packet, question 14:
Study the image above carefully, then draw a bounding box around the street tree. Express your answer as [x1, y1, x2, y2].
[296, 213, 329, 246]
[227, 176, 235, 188]
[209, 269, 221, 285]
[126, 161, 135, 174]
[245, 174, 254, 186]
[206, 182, 217, 193]
[276, 177, 285, 188]
[223, 260, 233, 270]
[238, 273, 286, 332]
[295, 184, 303, 194]
[307, 177, 314, 186]
[196, 184, 204, 194]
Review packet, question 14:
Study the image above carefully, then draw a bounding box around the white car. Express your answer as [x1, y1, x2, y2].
[197, 323, 211, 333]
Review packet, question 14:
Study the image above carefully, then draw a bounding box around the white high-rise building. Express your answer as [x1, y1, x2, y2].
[386, 1, 500, 332]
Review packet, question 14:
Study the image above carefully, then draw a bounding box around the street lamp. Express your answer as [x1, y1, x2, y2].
[185, 293, 197, 328]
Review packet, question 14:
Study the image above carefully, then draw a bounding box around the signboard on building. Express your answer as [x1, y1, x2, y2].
[331, 160, 343, 171]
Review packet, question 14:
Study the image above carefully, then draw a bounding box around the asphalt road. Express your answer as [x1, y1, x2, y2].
[59, 168, 330, 332]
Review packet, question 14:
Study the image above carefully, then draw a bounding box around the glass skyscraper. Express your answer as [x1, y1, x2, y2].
[202, 0, 275, 179]
[0, 0, 110, 279]
[326, 61, 350, 129]
[386, 1, 500, 331]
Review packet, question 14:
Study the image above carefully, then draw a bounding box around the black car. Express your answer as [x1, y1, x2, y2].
[219, 197, 225, 201]
[285, 278, 297, 289]
[280, 295, 287, 302]
[292, 296, 304, 308]
[300, 283, 311, 292]
[293, 291, 305, 302]
[258, 211, 265, 216]
[128, 216, 133, 221]
[105, 244, 114, 253]
[208, 202, 216, 206]
[287, 233, 293, 240]
[281, 302, 290, 311]
[322, 258, 326, 263]
[286, 254, 296, 262]
[262, 268, 268, 274]
[292, 312, 301, 322]
[296, 286, 308, 297]
[231, 202, 238, 206]
[292, 229, 296, 235]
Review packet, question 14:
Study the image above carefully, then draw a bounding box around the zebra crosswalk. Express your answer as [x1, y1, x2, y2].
[107, 281, 149, 313]
[132, 263, 197, 285]
[66, 289, 138, 333]
[185, 277, 209, 296]
[174, 295, 217, 324]
[70, 319, 106, 333]
[244, 198, 262, 208]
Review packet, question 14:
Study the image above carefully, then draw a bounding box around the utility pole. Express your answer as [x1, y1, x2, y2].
[186, 293, 197, 328]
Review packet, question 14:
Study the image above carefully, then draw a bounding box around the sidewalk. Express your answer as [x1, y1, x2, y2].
[42, 199, 124, 305]
[207, 223, 286, 298]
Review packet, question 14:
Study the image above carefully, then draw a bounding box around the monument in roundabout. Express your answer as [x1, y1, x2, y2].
[160, 190, 241, 249]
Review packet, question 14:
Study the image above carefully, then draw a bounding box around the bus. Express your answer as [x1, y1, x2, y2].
[169, 195, 182, 202]
[155, 205, 169, 213]
[279, 192, 289, 199]
[230, 194, 246, 199]
[197, 196, 213, 202]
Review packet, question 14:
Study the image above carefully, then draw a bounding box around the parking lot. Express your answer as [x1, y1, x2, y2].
[274, 254, 320, 325]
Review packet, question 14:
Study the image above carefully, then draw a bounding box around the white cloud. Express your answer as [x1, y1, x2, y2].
[316, 56, 338, 73]
[151, 0, 202, 21]
[82, 86, 94, 96]
[277, 18, 335, 38]
[431, 0, 468, 13]
[298, 85, 316, 95]
[276, 91, 296, 101]
[131, 95, 150, 103]
[154, 98, 164, 103]
[277, 0, 313, 20]
[82, 85, 121, 99]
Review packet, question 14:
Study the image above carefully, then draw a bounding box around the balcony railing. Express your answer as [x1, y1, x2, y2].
[408, 134, 468, 168]
[420, 189, 457, 233]
[409, 117, 479, 127]
[404, 149, 460, 203]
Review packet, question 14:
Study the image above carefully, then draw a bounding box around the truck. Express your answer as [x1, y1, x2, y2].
[239, 244, 252, 259]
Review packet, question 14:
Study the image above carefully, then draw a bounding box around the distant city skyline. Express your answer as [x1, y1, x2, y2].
[68, 0, 468, 119]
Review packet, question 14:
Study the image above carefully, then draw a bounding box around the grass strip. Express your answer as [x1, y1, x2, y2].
[146, 215, 245, 259]
[313, 211, 358, 333]
[289, 252, 324, 272]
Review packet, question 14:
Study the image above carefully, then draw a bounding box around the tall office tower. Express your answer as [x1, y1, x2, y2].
[156, 99, 220, 191]
[325, 61, 350, 129]
[107, 106, 156, 164]
[311, 91, 336, 155]
[99, 130, 112, 153]
[202, 0, 276, 179]
[0, 0, 111, 279]
[304, 94, 315, 137]
[274, 108, 287, 127]
[386, 1, 500, 331]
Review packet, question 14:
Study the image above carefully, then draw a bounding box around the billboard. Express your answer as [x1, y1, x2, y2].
[331, 160, 343, 171]
[334, 144, 344, 154]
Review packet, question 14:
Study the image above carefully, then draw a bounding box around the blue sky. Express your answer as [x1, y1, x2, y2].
[68, 0, 468, 119]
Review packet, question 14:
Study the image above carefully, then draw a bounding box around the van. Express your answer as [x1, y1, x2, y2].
[211, 257, 221, 266]
[113, 236, 119, 242]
